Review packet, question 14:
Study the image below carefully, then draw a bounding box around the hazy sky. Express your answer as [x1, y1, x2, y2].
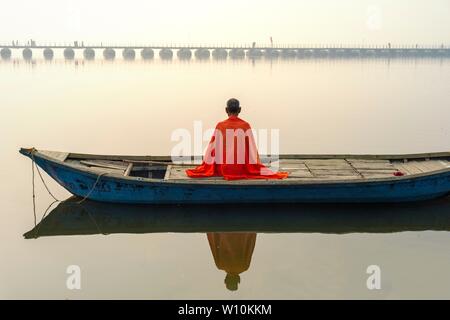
[0, 0, 449, 46]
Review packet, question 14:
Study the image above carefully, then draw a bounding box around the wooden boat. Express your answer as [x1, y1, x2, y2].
[20, 148, 450, 204]
[24, 196, 450, 238]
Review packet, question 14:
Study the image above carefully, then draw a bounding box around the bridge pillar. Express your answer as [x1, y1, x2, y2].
[23, 48, 33, 60]
[229, 49, 245, 59]
[303, 49, 314, 58]
[123, 48, 135, 60]
[195, 48, 210, 59]
[159, 48, 173, 60]
[247, 49, 263, 59]
[64, 48, 75, 59]
[0, 47, 12, 59]
[43, 48, 54, 60]
[177, 48, 192, 60]
[141, 48, 154, 60]
[281, 49, 296, 59]
[318, 49, 329, 57]
[103, 48, 116, 60]
[83, 48, 95, 60]
[264, 49, 280, 59]
[350, 49, 360, 57]
[212, 48, 227, 59]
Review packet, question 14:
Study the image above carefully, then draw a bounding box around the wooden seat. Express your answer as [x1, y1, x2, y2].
[393, 160, 449, 175]
[164, 165, 221, 180]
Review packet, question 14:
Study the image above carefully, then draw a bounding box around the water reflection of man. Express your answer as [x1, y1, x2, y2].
[207, 232, 257, 291]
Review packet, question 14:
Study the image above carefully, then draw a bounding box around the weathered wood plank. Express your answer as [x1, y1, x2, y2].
[401, 162, 426, 174]
[280, 164, 308, 170]
[307, 165, 353, 170]
[313, 175, 361, 180]
[350, 162, 395, 169]
[80, 160, 128, 170]
[124, 163, 133, 176]
[278, 159, 306, 164]
[353, 166, 396, 171]
[282, 168, 310, 173]
[39, 150, 69, 162]
[164, 165, 173, 180]
[393, 163, 414, 175]
[359, 173, 396, 179]
[347, 159, 391, 164]
[304, 159, 349, 166]
[413, 160, 449, 172]
[311, 169, 358, 176]
[92, 159, 129, 167]
[85, 166, 125, 175]
[167, 165, 220, 180]
[440, 160, 450, 168]
[123, 159, 174, 165]
[287, 170, 314, 178]
[357, 169, 397, 174]
[168, 167, 189, 180]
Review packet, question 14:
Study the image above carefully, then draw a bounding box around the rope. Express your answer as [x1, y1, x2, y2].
[31, 152, 60, 202]
[78, 202, 107, 235]
[30, 150, 107, 226]
[32, 160, 37, 226]
[31, 200, 59, 238]
[75, 172, 108, 204]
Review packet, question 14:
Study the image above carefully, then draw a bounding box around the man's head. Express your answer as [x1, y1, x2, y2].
[226, 98, 241, 116]
[224, 273, 241, 291]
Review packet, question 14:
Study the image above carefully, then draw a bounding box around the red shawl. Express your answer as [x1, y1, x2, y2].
[186, 116, 288, 180]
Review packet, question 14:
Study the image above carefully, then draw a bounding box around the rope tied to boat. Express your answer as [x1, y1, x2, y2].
[31, 151, 60, 202]
[76, 172, 108, 204]
[30, 149, 107, 227]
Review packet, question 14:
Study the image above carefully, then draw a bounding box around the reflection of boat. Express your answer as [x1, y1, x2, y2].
[19, 148, 450, 204]
[24, 196, 450, 239]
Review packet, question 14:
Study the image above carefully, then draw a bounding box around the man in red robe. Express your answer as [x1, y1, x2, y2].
[186, 98, 288, 180]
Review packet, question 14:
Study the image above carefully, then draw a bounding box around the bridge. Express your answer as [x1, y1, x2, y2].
[1, 42, 449, 61]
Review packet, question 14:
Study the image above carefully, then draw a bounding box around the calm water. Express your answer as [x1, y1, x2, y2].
[0, 57, 449, 299]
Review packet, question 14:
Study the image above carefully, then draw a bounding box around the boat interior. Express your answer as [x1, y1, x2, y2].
[35, 150, 450, 181]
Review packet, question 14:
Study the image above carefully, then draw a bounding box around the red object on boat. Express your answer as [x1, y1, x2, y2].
[393, 171, 405, 176]
[186, 116, 288, 180]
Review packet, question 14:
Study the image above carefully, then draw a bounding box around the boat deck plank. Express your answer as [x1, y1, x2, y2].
[413, 160, 449, 171]
[286, 170, 314, 178]
[166, 165, 217, 180]
[393, 162, 425, 175]
[40, 150, 69, 162]
[392, 160, 448, 175]
[80, 160, 128, 170]
[65, 155, 449, 181]
[311, 169, 357, 176]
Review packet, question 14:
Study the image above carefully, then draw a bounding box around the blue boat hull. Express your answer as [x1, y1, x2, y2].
[29, 154, 450, 204]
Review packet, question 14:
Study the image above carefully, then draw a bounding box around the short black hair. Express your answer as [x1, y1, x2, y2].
[226, 98, 241, 114]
